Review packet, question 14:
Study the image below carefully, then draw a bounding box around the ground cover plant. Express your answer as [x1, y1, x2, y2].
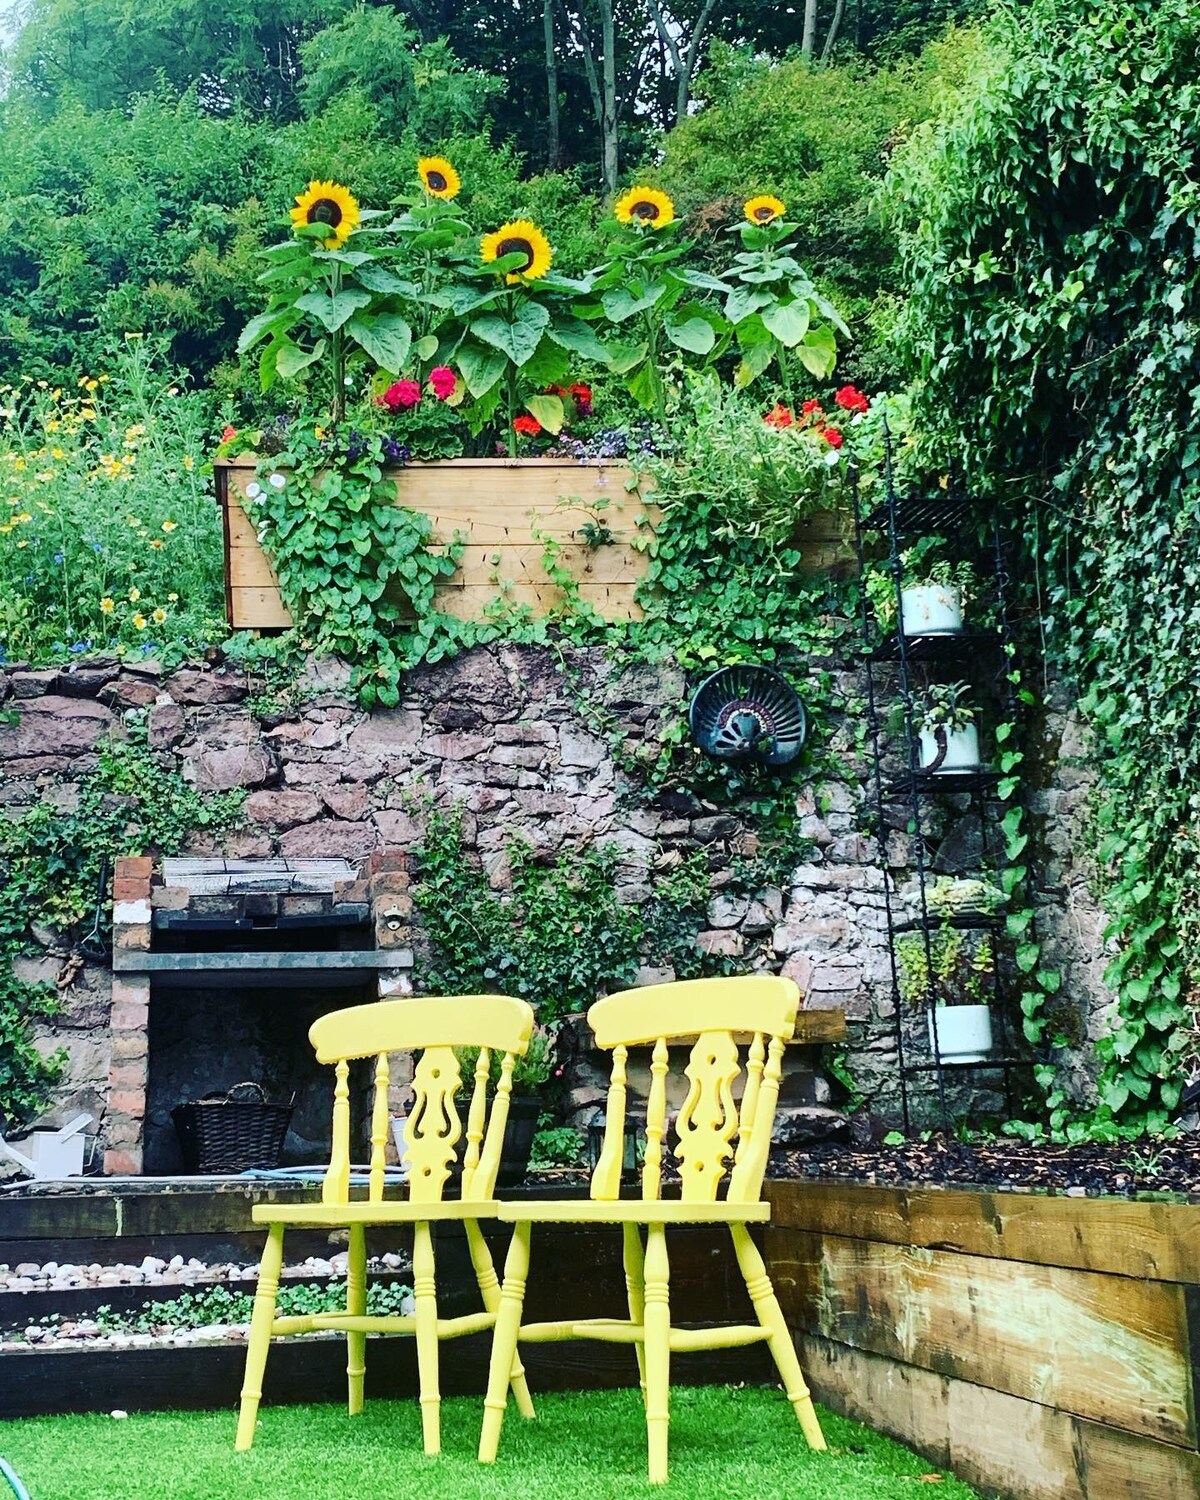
[0, 1387, 980, 1500]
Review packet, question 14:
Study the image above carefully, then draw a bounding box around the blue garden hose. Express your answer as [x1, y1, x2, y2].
[0, 1457, 31, 1500]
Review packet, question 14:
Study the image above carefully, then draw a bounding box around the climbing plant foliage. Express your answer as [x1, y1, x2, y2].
[890, 0, 1200, 1127]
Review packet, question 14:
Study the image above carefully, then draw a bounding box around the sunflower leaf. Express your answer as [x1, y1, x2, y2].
[312, 249, 373, 267]
[762, 299, 812, 348]
[525, 395, 565, 435]
[237, 307, 299, 356]
[796, 324, 838, 378]
[663, 314, 716, 356]
[470, 303, 550, 367]
[605, 341, 648, 375]
[676, 269, 729, 293]
[602, 285, 666, 322]
[457, 343, 507, 397]
[413, 335, 440, 361]
[351, 265, 417, 296]
[547, 317, 609, 361]
[345, 314, 412, 375]
[295, 288, 373, 333]
[725, 285, 773, 324]
[275, 339, 327, 379]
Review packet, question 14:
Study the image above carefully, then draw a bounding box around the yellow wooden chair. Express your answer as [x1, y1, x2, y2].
[477, 975, 826, 1484]
[235, 993, 536, 1456]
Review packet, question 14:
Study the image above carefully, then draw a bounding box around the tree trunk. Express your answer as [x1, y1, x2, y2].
[543, 0, 560, 170]
[820, 0, 846, 62]
[801, 0, 817, 56]
[599, 0, 618, 194]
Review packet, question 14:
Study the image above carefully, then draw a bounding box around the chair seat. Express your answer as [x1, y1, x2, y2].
[495, 1198, 771, 1224]
[252, 1199, 502, 1225]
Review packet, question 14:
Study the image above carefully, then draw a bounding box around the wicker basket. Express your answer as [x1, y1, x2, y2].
[172, 1082, 294, 1173]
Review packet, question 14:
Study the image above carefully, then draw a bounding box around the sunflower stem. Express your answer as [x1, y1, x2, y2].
[330, 262, 345, 426]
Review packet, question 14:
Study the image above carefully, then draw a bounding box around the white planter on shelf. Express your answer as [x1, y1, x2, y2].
[901, 584, 962, 636]
[927, 1004, 994, 1064]
[918, 723, 982, 773]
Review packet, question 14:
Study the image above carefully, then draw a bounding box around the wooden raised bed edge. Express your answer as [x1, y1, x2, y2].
[765, 1178, 1200, 1500]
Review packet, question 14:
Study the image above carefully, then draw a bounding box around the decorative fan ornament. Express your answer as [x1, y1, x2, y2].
[688, 665, 808, 767]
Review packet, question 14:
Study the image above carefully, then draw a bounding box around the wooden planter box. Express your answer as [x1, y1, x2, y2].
[765, 1179, 1200, 1500]
[216, 457, 657, 630]
[215, 457, 854, 631]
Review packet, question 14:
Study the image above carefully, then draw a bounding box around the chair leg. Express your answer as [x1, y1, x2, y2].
[235, 1223, 285, 1451]
[642, 1223, 671, 1485]
[730, 1223, 826, 1452]
[346, 1223, 367, 1417]
[465, 1219, 535, 1420]
[478, 1220, 531, 1465]
[413, 1220, 441, 1456]
[622, 1222, 648, 1409]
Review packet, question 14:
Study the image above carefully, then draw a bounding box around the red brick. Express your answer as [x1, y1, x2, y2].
[365, 849, 408, 876]
[108, 1064, 148, 1094]
[107, 1088, 146, 1117]
[113, 877, 151, 901]
[333, 879, 371, 905]
[104, 1148, 143, 1175]
[104, 1117, 141, 1149]
[115, 856, 153, 881]
[111, 1002, 150, 1031]
[375, 921, 412, 948]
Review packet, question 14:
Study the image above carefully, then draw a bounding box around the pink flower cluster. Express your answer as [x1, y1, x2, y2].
[378, 366, 456, 412]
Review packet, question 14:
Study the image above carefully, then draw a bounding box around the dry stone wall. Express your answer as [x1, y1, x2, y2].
[0, 637, 1113, 1158]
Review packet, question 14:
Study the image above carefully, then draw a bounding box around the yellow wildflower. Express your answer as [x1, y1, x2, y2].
[161, 520, 177, 533]
[152, 607, 167, 624]
[128, 586, 141, 603]
[100, 597, 115, 614]
[168, 592, 179, 602]
[149, 539, 164, 550]
[183, 454, 195, 472]
[133, 613, 147, 630]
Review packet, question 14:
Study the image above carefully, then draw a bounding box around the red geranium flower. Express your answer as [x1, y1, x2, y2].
[379, 379, 422, 411]
[801, 399, 823, 417]
[428, 366, 456, 400]
[544, 383, 568, 398]
[764, 403, 794, 429]
[221, 424, 238, 443]
[513, 414, 542, 436]
[834, 384, 869, 414]
[823, 426, 844, 449]
[568, 381, 594, 416]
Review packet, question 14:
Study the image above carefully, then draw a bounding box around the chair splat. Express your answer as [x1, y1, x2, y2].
[676, 1030, 741, 1202]
[406, 1046, 464, 1204]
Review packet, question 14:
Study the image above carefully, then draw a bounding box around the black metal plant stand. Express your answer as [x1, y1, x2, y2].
[853, 444, 1024, 1135]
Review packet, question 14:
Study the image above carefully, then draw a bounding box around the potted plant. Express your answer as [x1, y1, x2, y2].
[917, 681, 984, 773]
[897, 927, 995, 1063]
[865, 536, 977, 638]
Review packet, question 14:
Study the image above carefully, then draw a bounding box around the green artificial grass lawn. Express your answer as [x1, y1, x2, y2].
[0, 1386, 982, 1500]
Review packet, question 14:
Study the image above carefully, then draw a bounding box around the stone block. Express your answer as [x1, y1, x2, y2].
[148, 702, 186, 750]
[104, 1148, 143, 1175]
[320, 783, 369, 821]
[101, 677, 159, 709]
[107, 1088, 146, 1117]
[559, 728, 606, 768]
[150, 886, 190, 910]
[419, 732, 491, 761]
[347, 710, 423, 753]
[193, 741, 278, 792]
[111, 1033, 148, 1063]
[113, 923, 151, 951]
[278, 819, 379, 860]
[495, 722, 557, 745]
[246, 789, 322, 828]
[110, 1001, 150, 1032]
[695, 929, 745, 958]
[166, 668, 247, 705]
[371, 811, 423, 846]
[370, 873, 411, 898]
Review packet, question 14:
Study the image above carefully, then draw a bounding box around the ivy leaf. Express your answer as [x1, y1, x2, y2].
[295, 288, 373, 333]
[1015, 942, 1040, 973]
[345, 314, 412, 374]
[470, 302, 550, 366]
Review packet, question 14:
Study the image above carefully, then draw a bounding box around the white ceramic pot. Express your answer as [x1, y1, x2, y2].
[901, 584, 962, 636]
[919, 724, 981, 773]
[927, 1004, 993, 1064]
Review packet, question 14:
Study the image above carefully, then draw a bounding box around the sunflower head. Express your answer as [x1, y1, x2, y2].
[481, 219, 553, 284]
[418, 156, 461, 201]
[290, 180, 360, 249]
[745, 194, 786, 226]
[615, 186, 675, 229]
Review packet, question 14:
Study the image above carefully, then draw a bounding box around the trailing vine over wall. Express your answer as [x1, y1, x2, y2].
[891, 0, 1200, 1127]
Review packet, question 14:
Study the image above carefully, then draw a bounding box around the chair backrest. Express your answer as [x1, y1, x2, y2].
[308, 995, 535, 1206]
[585, 976, 799, 1205]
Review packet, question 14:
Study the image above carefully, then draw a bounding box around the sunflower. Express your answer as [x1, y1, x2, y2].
[290, 180, 360, 249]
[417, 156, 461, 201]
[481, 220, 553, 284]
[615, 186, 675, 229]
[745, 194, 786, 226]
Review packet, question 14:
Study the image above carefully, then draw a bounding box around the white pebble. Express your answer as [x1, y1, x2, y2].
[111, 1411, 129, 1420]
[168, 1255, 184, 1271]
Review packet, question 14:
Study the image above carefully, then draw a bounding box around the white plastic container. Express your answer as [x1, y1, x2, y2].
[0, 1114, 92, 1179]
[918, 724, 981, 773]
[901, 584, 963, 636]
[928, 1005, 993, 1064]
